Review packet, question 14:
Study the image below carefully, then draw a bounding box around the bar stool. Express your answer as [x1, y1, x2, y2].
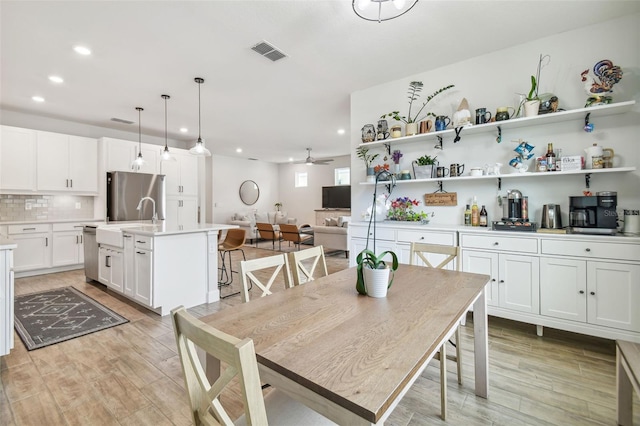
[218, 229, 246, 298]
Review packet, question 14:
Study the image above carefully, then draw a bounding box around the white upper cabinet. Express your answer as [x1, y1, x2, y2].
[160, 150, 198, 196]
[36, 131, 98, 193]
[0, 126, 37, 192]
[104, 137, 159, 174]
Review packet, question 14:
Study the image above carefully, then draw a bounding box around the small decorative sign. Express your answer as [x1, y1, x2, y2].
[561, 156, 582, 171]
[424, 192, 458, 206]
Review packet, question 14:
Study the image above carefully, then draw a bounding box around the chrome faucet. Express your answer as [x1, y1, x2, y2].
[136, 197, 157, 224]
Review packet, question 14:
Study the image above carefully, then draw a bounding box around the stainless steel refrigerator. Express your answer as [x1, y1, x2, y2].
[106, 171, 166, 222]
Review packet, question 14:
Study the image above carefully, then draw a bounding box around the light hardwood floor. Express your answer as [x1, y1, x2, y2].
[1, 242, 639, 425]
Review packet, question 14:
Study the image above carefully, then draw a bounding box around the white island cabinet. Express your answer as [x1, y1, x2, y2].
[1, 238, 17, 356]
[97, 222, 235, 315]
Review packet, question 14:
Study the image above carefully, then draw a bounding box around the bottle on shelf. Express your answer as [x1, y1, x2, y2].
[545, 142, 556, 172]
[479, 205, 488, 227]
[464, 204, 471, 226]
[522, 196, 529, 221]
[471, 196, 479, 227]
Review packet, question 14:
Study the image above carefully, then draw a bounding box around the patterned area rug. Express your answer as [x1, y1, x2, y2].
[14, 286, 128, 351]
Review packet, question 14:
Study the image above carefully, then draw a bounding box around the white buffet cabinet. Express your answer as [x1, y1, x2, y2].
[349, 222, 640, 343]
[97, 221, 235, 315]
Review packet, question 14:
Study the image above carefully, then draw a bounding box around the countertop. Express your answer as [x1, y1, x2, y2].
[97, 221, 237, 237]
[0, 237, 17, 250]
[0, 218, 103, 225]
[348, 221, 640, 243]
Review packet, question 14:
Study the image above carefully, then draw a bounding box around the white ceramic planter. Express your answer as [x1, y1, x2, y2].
[523, 100, 541, 117]
[405, 122, 418, 136]
[363, 266, 391, 298]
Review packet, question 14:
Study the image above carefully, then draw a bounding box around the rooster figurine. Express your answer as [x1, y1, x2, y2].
[581, 59, 623, 107]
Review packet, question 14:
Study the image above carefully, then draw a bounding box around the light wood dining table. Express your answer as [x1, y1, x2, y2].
[202, 264, 490, 425]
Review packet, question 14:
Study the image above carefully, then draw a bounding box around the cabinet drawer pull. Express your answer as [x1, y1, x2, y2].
[491, 279, 496, 282]
[76, 236, 79, 244]
[22, 227, 36, 231]
[585, 248, 591, 252]
[420, 236, 425, 240]
[70, 179, 73, 187]
[106, 256, 111, 267]
[590, 291, 595, 296]
[136, 240, 146, 244]
[136, 251, 146, 255]
[493, 242, 499, 246]
[80, 235, 83, 244]
[499, 279, 504, 283]
[579, 290, 585, 294]
[45, 237, 48, 247]
[123, 235, 132, 238]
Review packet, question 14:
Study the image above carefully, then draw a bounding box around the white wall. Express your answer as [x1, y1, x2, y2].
[211, 155, 279, 222]
[350, 13, 640, 227]
[278, 155, 351, 226]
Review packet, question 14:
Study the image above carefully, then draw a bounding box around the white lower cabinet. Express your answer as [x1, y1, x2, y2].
[98, 246, 124, 292]
[116, 232, 153, 308]
[134, 249, 153, 307]
[540, 257, 587, 322]
[1, 247, 15, 356]
[8, 224, 52, 272]
[52, 223, 85, 266]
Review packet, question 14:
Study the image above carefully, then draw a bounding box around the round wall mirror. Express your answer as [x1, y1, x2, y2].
[239, 180, 260, 205]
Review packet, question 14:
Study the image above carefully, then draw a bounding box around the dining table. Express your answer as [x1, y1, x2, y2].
[201, 264, 490, 425]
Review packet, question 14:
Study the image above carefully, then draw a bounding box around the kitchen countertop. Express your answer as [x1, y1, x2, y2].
[97, 221, 237, 237]
[0, 237, 17, 250]
[0, 218, 103, 225]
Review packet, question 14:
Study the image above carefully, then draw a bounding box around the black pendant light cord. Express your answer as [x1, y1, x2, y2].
[162, 95, 170, 149]
[195, 77, 204, 142]
[136, 107, 143, 155]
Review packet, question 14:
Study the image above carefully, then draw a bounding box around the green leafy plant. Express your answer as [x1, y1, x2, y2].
[415, 155, 437, 166]
[274, 202, 282, 211]
[356, 146, 379, 168]
[381, 82, 455, 124]
[526, 75, 538, 101]
[355, 249, 399, 295]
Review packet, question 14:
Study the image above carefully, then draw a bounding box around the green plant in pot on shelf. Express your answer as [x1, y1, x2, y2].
[517, 54, 550, 118]
[381, 82, 455, 136]
[356, 249, 399, 297]
[413, 154, 438, 179]
[274, 202, 282, 211]
[356, 146, 379, 179]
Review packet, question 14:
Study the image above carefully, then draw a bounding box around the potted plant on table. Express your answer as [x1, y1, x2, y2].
[413, 154, 438, 179]
[356, 146, 379, 183]
[356, 248, 399, 298]
[381, 81, 455, 136]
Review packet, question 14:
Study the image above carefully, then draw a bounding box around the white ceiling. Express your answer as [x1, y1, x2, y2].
[2, 1, 638, 163]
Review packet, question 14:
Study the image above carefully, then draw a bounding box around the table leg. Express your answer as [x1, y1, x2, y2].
[617, 344, 633, 426]
[473, 287, 489, 398]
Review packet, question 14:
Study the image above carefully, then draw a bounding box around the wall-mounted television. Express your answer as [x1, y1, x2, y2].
[322, 185, 351, 209]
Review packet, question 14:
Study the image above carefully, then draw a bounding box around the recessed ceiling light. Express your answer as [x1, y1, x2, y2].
[337, 128, 345, 135]
[179, 127, 188, 133]
[32, 96, 45, 103]
[48, 75, 64, 84]
[73, 45, 91, 55]
[289, 157, 294, 162]
[236, 148, 242, 153]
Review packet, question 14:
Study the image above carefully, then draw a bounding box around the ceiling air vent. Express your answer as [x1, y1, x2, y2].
[110, 117, 134, 124]
[251, 40, 287, 62]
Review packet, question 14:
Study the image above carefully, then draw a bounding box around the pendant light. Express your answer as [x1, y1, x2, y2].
[132, 107, 146, 170]
[160, 94, 176, 162]
[189, 77, 211, 157]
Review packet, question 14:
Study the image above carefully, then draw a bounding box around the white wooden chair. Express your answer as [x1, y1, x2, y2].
[171, 306, 335, 425]
[409, 242, 463, 421]
[239, 254, 292, 303]
[287, 245, 328, 286]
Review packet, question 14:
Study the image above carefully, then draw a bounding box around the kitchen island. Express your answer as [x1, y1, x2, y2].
[95, 221, 235, 315]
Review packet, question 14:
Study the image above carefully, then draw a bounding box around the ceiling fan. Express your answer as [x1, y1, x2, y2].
[297, 148, 334, 165]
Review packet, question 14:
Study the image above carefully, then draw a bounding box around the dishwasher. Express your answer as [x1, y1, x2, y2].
[83, 224, 99, 282]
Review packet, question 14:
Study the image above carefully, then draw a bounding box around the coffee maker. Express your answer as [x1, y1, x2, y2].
[569, 191, 618, 235]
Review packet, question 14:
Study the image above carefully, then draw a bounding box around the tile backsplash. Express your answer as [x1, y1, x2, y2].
[0, 194, 94, 222]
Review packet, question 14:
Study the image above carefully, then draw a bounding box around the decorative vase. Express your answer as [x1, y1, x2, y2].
[363, 266, 390, 298]
[412, 163, 434, 179]
[523, 100, 541, 117]
[366, 167, 375, 183]
[393, 164, 401, 175]
[361, 124, 376, 142]
[405, 122, 418, 136]
[390, 125, 402, 138]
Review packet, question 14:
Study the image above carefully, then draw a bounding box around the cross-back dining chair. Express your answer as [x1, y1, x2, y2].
[409, 242, 462, 421]
[171, 306, 335, 425]
[287, 245, 328, 286]
[239, 254, 292, 303]
[256, 223, 282, 250]
[279, 223, 313, 251]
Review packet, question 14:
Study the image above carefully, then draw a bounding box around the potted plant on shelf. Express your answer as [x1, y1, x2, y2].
[274, 202, 282, 212]
[381, 81, 455, 137]
[356, 248, 399, 298]
[412, 154, 438, 179]
[356, 146, 379, 183]
[519, 54, 550, 117]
